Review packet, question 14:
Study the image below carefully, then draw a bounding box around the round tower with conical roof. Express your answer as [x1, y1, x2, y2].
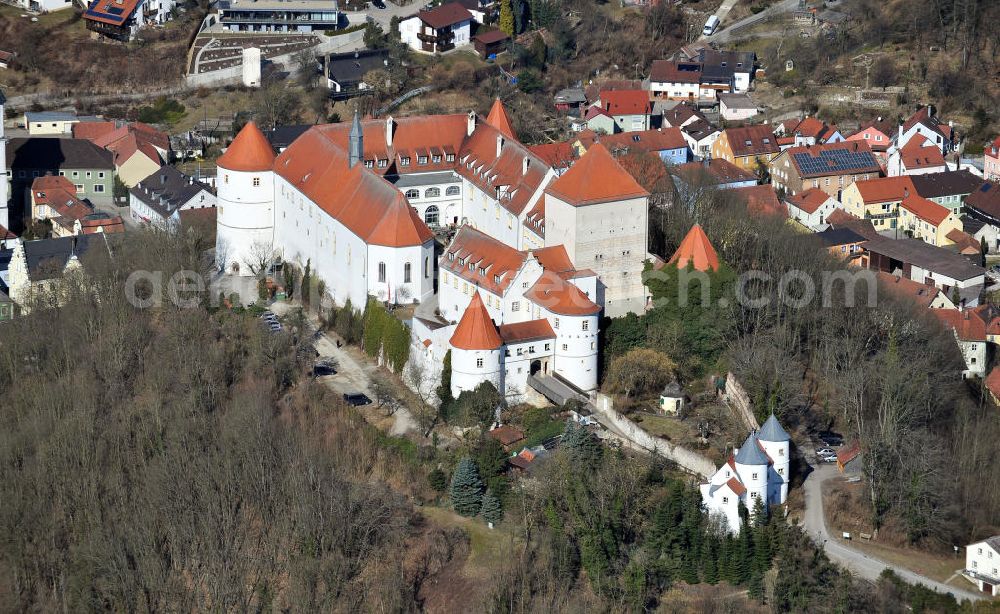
[450, 291, 504, 398]
[216, 121, 277, 276]
[757, 414, 791, 505]
[733, 432, 769, 513]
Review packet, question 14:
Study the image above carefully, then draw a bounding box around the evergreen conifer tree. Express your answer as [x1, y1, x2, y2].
[561, 419, 603, 465]
[450, 457, 484, 516]
[481, 489, 502, 525]
[703, 537, 720, 585]
[499, 0, 514, 36]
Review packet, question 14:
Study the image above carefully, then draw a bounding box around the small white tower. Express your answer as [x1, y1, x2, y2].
[733, 432, 769, 515]
[242, 47, 262, 88]
[450, 291, 503, 398]
[215, 121, 276, 276]
[757, 414, 791, 505]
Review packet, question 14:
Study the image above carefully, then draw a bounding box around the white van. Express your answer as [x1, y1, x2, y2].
[703, 15, 720, 36]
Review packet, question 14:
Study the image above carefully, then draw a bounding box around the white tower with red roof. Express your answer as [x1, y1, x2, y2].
[449, 291, 504, 398]
[215, 121, 277, 276]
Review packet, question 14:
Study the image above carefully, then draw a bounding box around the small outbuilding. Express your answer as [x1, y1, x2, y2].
[836, 441, 862, 474]
[659, 381, 685, 415]
[473, 29, 510, 59]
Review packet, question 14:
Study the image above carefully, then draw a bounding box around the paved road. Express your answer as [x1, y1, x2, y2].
[697, 0, 740, 41]
[705, 0, 799, 44]
[343, 0, 423, 29]
[802, 463, 985, 602]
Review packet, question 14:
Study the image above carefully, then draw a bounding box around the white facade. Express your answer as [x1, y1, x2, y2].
[216, 167, 276, 276]
[544, 193, 647, 317]
[16, 0, 74, 12]
[451, 344, 503, 398]
[965, 538, 1000, 597]
[785, 195, 839, 231]
[399, 15, 472, 54]
[242, 47, 262, 88]
[650, 79, 699, 100]
[956, 337, 987, 379]
[700, 416, 791, 534]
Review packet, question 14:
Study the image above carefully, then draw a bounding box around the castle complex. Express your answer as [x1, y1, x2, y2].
[215, 100, 651, 399]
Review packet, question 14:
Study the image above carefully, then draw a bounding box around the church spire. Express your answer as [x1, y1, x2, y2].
[349, 108, 363, 168]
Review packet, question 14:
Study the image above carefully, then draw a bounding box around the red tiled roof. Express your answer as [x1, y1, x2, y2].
[274, 128, 433, 248]
[853, 176, 915, 203]
[78, 215, 125, 234]
[673, 158, 755, 186]
[586, 127, 687, 155]
[528, 142, 577, 168]
[946, 229, 980, 254]
[900, 193, 949, 226]
[485, 98, 516, 140]
[218, 121, 277, 172]
[934, 308, 987, 342]
[876, 271, 944, 309]
[845, 126, 891, 152]
[489, 424, 526, 446]
[498, 319, 556, 344]
[736, 185, 785, 217]
[84, 0, 141, 25]
[0, 224, 16, 241]
[598, 90, 650, 116]
[450, 291, 502, 350]
[31, 175, 93, 223]
[723, 125, 780, 158]
[72, 121, 118, 141]
[836, 441, 861, 466]
[784, 141, 880, 178]
[523, 195, 546, 238]
[418, 1, 473, 28]
[725, 477, 747, 496]
[902, 106, 952, 141]
[667, 223, 720, 272]
[649, 60, 702, 84]
[92, 122, 168, 153]
[474, 29, 510, 45]
[900, 136, 946, 170]
[457, 121, 549, 217]
[986, 367, 1000, 401]
[524, 270, 601, 315]
[442, 225, 526, 295]
[786, 187, 831, 214]
[546, 143, 649, 206]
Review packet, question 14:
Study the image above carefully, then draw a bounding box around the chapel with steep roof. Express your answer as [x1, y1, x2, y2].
[699, 414, 791, 533]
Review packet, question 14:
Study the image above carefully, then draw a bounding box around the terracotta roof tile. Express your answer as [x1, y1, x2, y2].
[524, 270, 601, 315]
[786, 187, 831, 214]
[489, 425, 526, 446]
[598, 90, 650, 116]
[498, 319, 556, 344]
[586, 127, 687, 156]
[485, 98, 516, 140]
[442, 225, 526, 295]
[546, 143, 649, 206]
[528, 141, 577, 168]
[725, 477, 747, 496]
[946, 229, 980, 254]
[450, 291, 502, 350]
[836, 441, 861, 466]
[649, 60, 702, 84]
[986, 367, 1000, 401]
[853, 176, 915, 203]
[735, 185, 785, 217]
[667, 223, 720, 272]
[218, 121, 277, 172]
[673, 158, 755, 186]
[876, 271, 944, 309]
[84, 0, 142, 25]
[418, 1, 473, 28]
[274, 128, 432, 248]
[900, 193, 949, 226]
[900, 135, 946, 170]
[722, 125, 780, 158]
[934, 308, 987, 342]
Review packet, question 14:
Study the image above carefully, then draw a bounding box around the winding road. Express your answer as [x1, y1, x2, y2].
[802, 463, 986, 602]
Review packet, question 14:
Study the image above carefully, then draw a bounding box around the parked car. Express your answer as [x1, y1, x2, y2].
[372, 0, 385, 8]
[815, 447, 836, 457]
[343, 393, 373, 406]
[820, 455, 838, 463]
[817, 431, 844, 446]
[313, 361, 337, 377]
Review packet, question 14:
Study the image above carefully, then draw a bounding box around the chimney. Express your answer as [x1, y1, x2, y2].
[467, 110, 476, 136]
[496, 135, 504, 158]
[385, 115, 394, 148]
[903, 187, 909, 198]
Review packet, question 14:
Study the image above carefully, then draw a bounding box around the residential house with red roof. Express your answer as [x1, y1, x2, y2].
[784, 187, 839, 230]
[896, 104, 956, 155]
[934, 307, 990, 377]
[897, 193, 962, 246]
[769, 141, 881, 199]
[29, 174, 125, 238]
[83, 122, 169, 187]
[711, 125, 780, 172]
[845, 117, 894, 165]
[649, 60, 702, 101]
[398, 2, 473, 53]
[573, 127, 690, 165]
[876, 271, 954, 310]
[774, 116, 845, 147]
[841, 175, 915, 232]
[594, 90, 651, 133]
[888, 135, 948, 177]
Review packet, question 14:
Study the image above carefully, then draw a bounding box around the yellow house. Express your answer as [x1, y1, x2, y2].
[710, 125, 780, 172]
[115, 148, 162, 187]
[840, 176, 915, 232]
[897, 194, 962, 246]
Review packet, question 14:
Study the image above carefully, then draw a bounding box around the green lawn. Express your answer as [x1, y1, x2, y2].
[631, 412, 687, 441]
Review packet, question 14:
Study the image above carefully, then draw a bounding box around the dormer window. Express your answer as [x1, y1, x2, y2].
[448, 252, 455, 261]
[364, 160, 374, 168]
[745, 140, 752, 146]
[400, 156, 410, 166]
[418, 155, 428, 164]
[494, 274, 500, 284]
[433, 154, 442, 163]
[377, 159, 387, 168]
[447, 154, 456, 162]
[763, 138, 770, 144]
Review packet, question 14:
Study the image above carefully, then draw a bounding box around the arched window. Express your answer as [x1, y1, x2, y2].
[404, 262, 412, 283]
[424, 205, 440, 226]
[405, 189, 419, 199]
[446, 186, 460, 197]
[425, 187, 441, 198]
[378, 261, 386, 283]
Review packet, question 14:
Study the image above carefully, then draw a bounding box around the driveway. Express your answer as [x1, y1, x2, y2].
[343, 0, 424, 29]
[802, 463, 985, 602]
[268, 301, 421, 436]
